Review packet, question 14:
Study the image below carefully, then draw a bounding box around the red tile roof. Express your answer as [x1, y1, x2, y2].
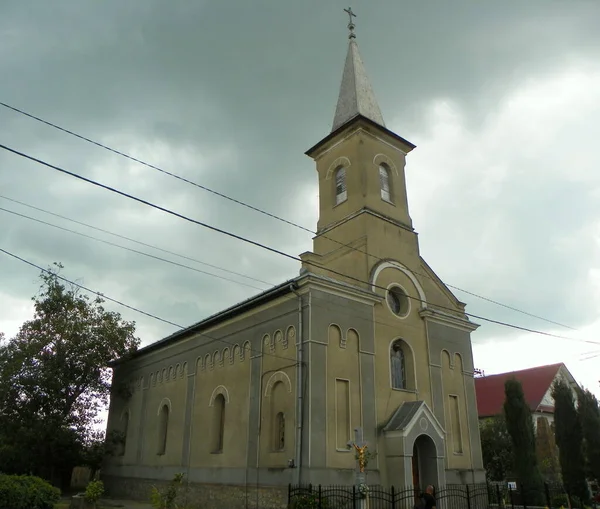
[475, 363, 563, 418]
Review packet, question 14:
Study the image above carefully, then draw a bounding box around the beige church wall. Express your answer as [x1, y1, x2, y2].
[325, 324, 362, 469]
[105, 371, 145, 466]
[418, 262, 466, 319]
[189, 342, 252, 469]
[426, 320, 485, 482]
[313, 130, 362, 231]
[310, 121, 413, 234]
[303, 288, 380, 486]
[121, 379, 144, 465]
[258, 326, 298, 468]
[310, 215, 372, 289]
[441, 351, 472, 470]
[363, 216, 420, 268]
[371, 264, 433, 427]
[141, 365, 188, 467]
[356, 131, 411, 223]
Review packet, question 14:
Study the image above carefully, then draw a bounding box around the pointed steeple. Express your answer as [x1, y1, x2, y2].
[331, 38, 385, 132]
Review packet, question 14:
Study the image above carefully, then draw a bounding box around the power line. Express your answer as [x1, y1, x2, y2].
[0, 101, 576, 331]
[0, 143, 299, 262]
[4, 194, 598, 349]
[0, 194, 274, 287]
[1, 142, 593, 346]
[0, 247, 183, 328]
[0, 247, 298, 363]
[0, 205, 271, 291]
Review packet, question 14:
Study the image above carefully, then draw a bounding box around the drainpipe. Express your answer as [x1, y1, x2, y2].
[290, 283, 303, 486]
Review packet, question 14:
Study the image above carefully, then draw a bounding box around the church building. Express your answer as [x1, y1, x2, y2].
[103, 15, 486, 508]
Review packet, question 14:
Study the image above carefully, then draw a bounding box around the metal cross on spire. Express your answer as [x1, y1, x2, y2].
[343, 7, 357, 39]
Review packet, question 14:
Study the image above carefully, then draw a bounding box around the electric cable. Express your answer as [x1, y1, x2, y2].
[0, 101, 576, 331]
[0, 194, 274, 287]
[0, 247, 298, 363]
[0, 206, 270, 291]
[0, 143, 588, 344]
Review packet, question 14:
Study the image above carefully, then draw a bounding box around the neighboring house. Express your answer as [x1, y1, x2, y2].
[475, 363, 580, 426]
[102, 21, 486, 508]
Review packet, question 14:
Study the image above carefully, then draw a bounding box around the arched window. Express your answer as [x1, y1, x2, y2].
[120, 411, 129, 456]
[379, 164, 391, 202]
[274, 412, 285, 451]
[335, 166, 347, 205]
[212, 393, 226, 453]
[390, 340, 407, 390]
[157, 404, 169, 455]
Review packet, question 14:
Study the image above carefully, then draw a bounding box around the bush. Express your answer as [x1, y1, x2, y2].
[0, 473, 61, 509]
[150, 473, 185, 509]
[84, 480, 104, 506]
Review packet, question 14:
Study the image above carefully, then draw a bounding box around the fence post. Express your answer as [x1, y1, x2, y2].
[318, 485, 322, 509]
[466, 484, 472, 509]
[309, 483, 313, 493]
[522, 483, 528, 509]
[391, 485, 396, 509]
[509, 485, 515, 509]
[544, 482, 552, 509]
[496, 484, 502, 508]
[353, 485, 357, 509]
[288, 483, 291, 506]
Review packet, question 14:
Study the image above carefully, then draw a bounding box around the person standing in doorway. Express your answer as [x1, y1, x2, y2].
[422, 485, 436, 509]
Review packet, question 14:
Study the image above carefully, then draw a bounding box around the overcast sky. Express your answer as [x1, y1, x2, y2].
[1, 1, 600, 396]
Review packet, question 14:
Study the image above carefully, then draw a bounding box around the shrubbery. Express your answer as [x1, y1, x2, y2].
[84, 480, 104, 507]
[0, 473, 61, 509]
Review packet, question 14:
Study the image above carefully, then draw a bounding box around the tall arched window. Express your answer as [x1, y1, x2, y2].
[157, 404, 169, 455]
[274, 412, 285, 451]
[335, 166, 347, 205]
[390, 340, 407, 389]
[120, 411, 129, 456]
[212, 393, 226, 453]
[379, 164, 391, 202]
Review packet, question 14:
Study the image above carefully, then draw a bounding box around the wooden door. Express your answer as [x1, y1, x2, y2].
[412, 443, 420, 489]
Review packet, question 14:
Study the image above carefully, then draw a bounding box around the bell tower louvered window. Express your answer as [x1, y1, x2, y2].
[335, 166, 347, 205]
[379, 164, 391, 202]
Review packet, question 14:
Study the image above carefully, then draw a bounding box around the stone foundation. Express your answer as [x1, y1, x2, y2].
[102, 475, 288, 509]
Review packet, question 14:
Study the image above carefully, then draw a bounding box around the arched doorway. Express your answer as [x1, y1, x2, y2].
[412, 434, 439, 490]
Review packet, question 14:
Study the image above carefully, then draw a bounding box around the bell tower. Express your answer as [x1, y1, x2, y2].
[300, 9, 419, 288]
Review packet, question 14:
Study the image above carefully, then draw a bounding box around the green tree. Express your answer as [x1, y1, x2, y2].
[552, 379, 589, 503]
[503, 378, 544, 504]
[577, 387, 600, 482]
[535, 416, 561, 482]
[0, 264, 140, 486]
[480, 415, 513, 481]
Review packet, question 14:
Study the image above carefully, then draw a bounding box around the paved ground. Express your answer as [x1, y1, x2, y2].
[100, 500, 152, 509]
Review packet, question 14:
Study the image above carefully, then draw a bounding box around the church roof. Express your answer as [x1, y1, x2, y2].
[474, 363, 564, 418]
[383, 401, 425, 432]
[331, 39, 385, 132]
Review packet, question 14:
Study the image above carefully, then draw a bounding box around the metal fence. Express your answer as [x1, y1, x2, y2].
[288, 482, 598, 509]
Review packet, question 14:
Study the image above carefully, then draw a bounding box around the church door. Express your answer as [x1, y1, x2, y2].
[412, 442, 420, 489]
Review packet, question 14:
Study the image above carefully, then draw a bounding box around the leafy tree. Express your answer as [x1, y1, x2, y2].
[552, 379, 589, 503]
[0, 263, 139, 486]
[577, 387, 600, 482]
[503, 378, 544, 504]
[535, 416, 561, 482]
[480, 415, 513, 481]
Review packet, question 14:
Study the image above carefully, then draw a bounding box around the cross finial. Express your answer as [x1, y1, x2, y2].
[343, 7, 357, 39]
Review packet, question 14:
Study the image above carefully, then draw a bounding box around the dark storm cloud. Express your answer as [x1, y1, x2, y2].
[1, 0, 600, 352]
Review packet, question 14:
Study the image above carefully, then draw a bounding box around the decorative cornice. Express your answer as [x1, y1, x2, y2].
[316, 206, 414, 237]
[296, 271, 381, 306]
[420, 308, 480, 332]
